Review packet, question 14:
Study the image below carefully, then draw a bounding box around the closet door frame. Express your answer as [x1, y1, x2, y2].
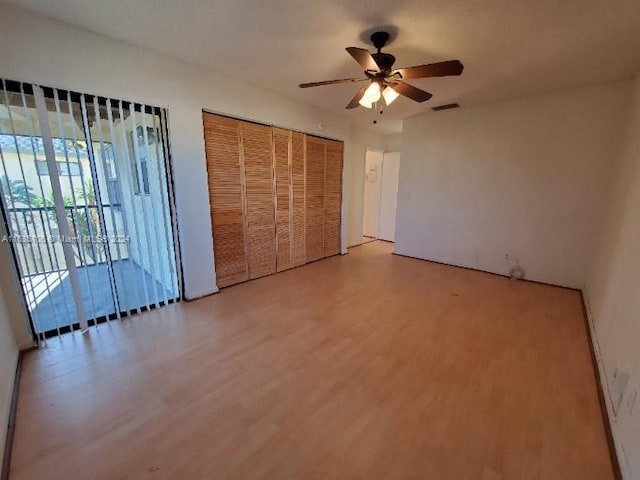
[202, 110, 344, 288]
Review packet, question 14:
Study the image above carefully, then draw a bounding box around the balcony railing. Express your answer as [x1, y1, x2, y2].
[4, 204, 128, 277]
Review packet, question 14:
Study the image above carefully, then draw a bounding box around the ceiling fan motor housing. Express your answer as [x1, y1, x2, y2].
[371, 53, 396, 74]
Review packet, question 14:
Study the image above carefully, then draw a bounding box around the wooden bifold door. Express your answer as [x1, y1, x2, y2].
[203, 113, 343, 288]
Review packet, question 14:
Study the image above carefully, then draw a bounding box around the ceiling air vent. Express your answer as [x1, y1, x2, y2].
[432, 103, 460, 111]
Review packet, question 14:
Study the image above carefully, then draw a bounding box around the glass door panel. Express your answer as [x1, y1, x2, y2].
[0, 79, 180, 338]
[0, 81, 81, 335]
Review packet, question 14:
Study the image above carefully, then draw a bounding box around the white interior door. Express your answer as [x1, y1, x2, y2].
[378, 152, 400, 241]
[362, 149, 383, 238]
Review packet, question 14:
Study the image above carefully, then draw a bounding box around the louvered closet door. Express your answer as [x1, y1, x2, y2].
[290, 132, 306, 267]
[324, 139, 343, 256]
[241, 122, 277, 279]
[273, 128, 292, 272]
[203, 113, 249, 287]
[305, 135, 326, 263]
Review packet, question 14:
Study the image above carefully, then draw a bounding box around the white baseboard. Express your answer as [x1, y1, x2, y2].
[581, 288, 631, 479]
[184, 286, 219, 301]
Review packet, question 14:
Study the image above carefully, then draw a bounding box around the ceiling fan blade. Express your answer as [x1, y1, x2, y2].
[299, 78, 367, 88]
[395, 60, 464, 79]
[346, 47, 380, 72]
[392, 81, 433, 102]
[346, 84, 369, 109]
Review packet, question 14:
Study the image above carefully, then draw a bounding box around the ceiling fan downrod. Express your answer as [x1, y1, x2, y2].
[370, 31, 390, 53]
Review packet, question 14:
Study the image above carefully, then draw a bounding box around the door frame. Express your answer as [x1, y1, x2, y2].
[361, 147, 385, 240]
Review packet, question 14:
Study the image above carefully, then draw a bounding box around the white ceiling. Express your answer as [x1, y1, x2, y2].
[3, 0, 640, 133]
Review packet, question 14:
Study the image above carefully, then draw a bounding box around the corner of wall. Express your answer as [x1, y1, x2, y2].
[580, 72, 640, 480]
[581, 286, 631, 479]
[384, 132, 402, 153]
[0, 219, 34, 349]
[0, 343, 18, 474]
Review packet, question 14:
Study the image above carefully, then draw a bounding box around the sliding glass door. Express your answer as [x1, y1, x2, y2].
[0, 79, 180, 338]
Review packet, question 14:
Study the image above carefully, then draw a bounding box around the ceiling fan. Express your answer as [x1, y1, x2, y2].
[299, 31, 464, 109]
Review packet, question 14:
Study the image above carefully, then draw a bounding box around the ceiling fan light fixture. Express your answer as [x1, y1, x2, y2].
[382, 86, 400, 105]
[299, 31, 464, 110]
[359, 82, 381, 108]
[358, 98, 374, 109]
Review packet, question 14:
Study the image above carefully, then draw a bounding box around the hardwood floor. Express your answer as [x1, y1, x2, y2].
[355, 235, 377, 246]
[9, 241, 614, 479]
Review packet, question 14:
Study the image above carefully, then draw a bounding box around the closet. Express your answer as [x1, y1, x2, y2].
[203, 113, 343, 288]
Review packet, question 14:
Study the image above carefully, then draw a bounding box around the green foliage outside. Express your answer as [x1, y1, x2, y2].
[0, 175, 104, 263]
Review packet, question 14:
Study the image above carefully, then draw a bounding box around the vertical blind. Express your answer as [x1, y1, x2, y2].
[0, 79, 181, 338]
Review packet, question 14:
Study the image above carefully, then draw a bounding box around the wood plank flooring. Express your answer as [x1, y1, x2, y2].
[9, 241, 614, 479]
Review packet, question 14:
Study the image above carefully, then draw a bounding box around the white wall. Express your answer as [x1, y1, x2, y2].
[385, 133, 402, 153]
[585, 73, 640, 479]
[0, 221, 32, 348]
[395, 81, 631, 288]
[0, 218, 31, 462]
[0, 5, 387, 299]
[0, 291, 17, 466]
